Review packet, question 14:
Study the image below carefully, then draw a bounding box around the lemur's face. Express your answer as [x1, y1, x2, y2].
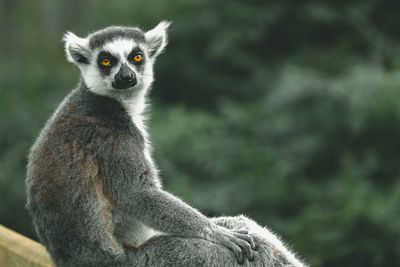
[90, 39, 149, 91]
[63, 22, 170, 98]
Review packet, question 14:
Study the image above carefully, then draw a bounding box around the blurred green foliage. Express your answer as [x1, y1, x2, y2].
[0, 0, 399, 266]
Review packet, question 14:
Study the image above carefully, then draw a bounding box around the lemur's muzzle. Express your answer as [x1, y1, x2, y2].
[112, 63, 137, 89]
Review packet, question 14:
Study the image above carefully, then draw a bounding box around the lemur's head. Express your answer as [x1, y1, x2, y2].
[63, 22, 170, 98]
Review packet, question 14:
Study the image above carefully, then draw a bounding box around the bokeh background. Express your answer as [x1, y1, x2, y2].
[1, 0, 400, 266]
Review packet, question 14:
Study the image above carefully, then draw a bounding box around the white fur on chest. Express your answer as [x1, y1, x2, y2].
[120, 93, 160, 187]
[119, 95, 164, 247]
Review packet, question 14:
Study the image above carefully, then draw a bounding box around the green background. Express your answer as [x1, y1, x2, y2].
[1, 0, 399, 266]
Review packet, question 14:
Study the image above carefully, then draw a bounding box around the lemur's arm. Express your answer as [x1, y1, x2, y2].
[91, 116, 254, 263]
[122, 188, 255, 263]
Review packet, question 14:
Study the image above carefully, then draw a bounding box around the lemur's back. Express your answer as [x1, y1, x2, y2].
[26, 85, 152, 266]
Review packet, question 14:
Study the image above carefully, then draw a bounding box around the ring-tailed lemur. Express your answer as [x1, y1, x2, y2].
[25, 22, 307, 267]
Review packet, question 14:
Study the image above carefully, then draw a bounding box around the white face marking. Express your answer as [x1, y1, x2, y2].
[103, 39, 134, 60]
[80, 39, 154, 102]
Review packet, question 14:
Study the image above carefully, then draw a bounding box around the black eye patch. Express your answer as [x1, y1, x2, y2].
[128, 48, 144, 65]
[97, 51, 118, 76]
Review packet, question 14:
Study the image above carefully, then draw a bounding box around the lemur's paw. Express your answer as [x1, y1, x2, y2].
[211, 225, 256, 264]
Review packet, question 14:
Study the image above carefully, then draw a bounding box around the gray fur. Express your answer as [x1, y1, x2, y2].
[25, 23, 307, 267]
[88, 26, 145, 50]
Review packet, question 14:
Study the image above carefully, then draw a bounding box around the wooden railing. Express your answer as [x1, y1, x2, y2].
[0, 225, 54, 267]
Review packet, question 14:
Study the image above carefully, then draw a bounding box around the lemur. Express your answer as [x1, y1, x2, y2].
[26, 22, 307, 267]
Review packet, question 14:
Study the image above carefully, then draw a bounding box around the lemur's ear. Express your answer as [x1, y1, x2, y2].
[145, 21, 171, 58]
[63, 32, 91, 66]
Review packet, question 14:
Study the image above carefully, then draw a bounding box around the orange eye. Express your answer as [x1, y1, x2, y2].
[133, 54, 142, 62]
[101, 59, 111, 66]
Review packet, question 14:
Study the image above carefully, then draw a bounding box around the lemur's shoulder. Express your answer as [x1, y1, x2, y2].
[29, 85, 145, 182]
[27, 86, 141, 207]
[43, 85, 141, 140]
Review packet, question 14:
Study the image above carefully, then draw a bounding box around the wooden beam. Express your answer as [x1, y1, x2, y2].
[0, 224, 54, 267]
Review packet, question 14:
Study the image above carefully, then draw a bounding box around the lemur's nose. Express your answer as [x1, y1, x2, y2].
[113, 64, 137, 89]
[119, 64, 135, 82]
[121, 68, 134, 82]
